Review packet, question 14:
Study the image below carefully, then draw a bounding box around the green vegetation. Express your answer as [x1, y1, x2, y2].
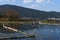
[0, 14, 36, 22]
[41, 20, 60, 24]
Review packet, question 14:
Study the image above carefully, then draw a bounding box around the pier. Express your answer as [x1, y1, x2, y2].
[0, 33, 35, 39]
[0, 24, 36, 39]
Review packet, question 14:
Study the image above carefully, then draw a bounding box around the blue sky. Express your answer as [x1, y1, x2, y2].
[0, 0, 60, 12]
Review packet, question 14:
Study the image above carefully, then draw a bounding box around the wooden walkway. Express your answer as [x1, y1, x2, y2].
[0, 33, 35, 39]
[0, 24, 36, 39]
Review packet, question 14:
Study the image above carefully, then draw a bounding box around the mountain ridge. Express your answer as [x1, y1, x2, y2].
[0, 4, 60, 19]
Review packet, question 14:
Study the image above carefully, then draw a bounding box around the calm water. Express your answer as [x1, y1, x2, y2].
[0, 24, 60, 40]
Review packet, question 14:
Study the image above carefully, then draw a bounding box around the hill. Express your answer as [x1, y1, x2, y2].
[0, 5, 60, 20]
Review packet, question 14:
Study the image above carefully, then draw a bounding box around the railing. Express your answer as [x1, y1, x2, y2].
[0, 24, 35, 39]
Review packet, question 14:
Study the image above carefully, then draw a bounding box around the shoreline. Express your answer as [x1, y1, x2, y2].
[39, 22, 60, 25]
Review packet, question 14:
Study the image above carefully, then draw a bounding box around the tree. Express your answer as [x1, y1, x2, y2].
[5, 8, 19, 18]
[4, 8, 19, 21]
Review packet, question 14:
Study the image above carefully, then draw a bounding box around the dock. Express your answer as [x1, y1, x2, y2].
[0, 33, 35, 39]
[0, 24, 36, 39]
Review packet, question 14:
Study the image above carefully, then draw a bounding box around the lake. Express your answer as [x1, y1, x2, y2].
[0, 24, 60, 40]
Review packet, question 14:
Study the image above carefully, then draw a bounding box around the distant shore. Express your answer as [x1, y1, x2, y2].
[39, 22, 60, 25]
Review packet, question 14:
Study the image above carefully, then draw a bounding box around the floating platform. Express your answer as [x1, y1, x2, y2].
[0, 24, 36, 39]
[0, 33, 35, 39]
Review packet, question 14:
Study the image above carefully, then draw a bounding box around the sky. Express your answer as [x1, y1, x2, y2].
[0, 0, 60, 12]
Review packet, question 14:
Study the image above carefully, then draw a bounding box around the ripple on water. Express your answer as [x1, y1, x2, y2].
[0, 24, 60, 40]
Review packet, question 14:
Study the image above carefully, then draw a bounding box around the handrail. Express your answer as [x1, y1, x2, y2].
[2, 24, 35, 37]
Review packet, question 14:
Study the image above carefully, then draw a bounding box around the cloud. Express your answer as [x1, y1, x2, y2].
[23, 0, 52, 4]
[47, 0, 51, 3]
[35, 0, 45, 3]
[46, 0, 55, 5]
[0, 0, 16, 3]
[0, 0, 4, 2]
[29, 4, 38, 9]
[35, 0, 52, 4]
[23, 0, 32, 3]
[6, 0, 16, 3]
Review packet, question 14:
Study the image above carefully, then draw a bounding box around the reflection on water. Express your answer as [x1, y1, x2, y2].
[0, 24, 60, 40]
